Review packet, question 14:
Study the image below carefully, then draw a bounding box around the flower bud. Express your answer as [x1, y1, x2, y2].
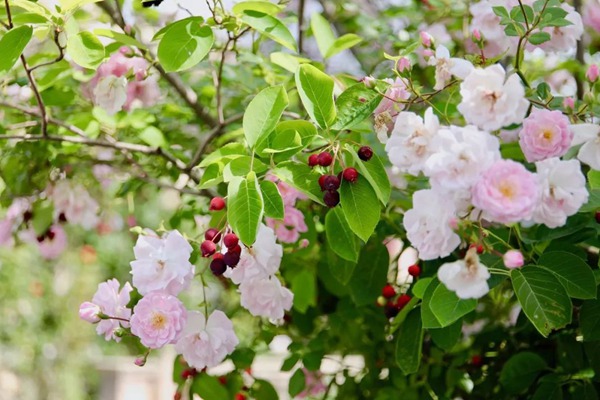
[79, 301, 101, 323]
[503, 250, 524, 269]
[586, 65, 599, 82]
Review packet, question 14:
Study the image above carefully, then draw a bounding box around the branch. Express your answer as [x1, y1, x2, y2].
[29, 28, 66, 72]
[298, 0, 306, 53]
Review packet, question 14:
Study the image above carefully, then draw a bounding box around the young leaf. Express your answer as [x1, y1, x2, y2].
[325, 34, 362, 58]
[240, 10, 297, 51]
[232, 0, 283, 16]
[227, 172, 264, 245]
[260, 180, 284, 219]
[511, 267, 572, 337]
[67, 31, 106, 69]
[339, 178, 380, 242]
[256, 120, 317, 161]
[243, 86, 288, 149]
[325, 207, 361, 263]
[332, 83, 383, 131]
[310, 13, 336, 58]
[395, 307, 424, 375]
[0, 26, 33, 74]
[93, 28, 147, 50]
[157, 21, 214, 72]
[295, 64, 337, 129]
[537, 251, 596, 299]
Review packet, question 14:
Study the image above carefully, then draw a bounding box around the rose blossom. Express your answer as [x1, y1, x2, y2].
[438, 247, 490, 299]
[175, 310, 239, 370]
[569, 123, 600, 171]
[587, 65, 600, 82]
[239, 276, 294, 322]
[93, 75, 128, 115]
[503, 250, 524, 269]
[427, 45, 474, 90]
[130, 291, 187, 349]
[472, 160, 540, 224]
[538, 4, 583, 53]
[403, 189, 461, 260]
[518, 108, 573, 162]
[50, 180, 100, 230]
[130, 229, 194, 296]
[266, 205, 308, 243]
[224, 224, 282, 284]
[532, 158, 589, 228]
[583, 0, 600, 33]
[385, 108, 440, 174]
[458, 64, 529, 131]
[88, 278, 133, 341]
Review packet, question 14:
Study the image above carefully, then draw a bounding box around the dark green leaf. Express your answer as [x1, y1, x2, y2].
[395, 307, 424, 375]
[500, 352, 547, 394]
[538, 251, 596, 299]
[288, 369, 306, 397]
[339, 178, 380, 242]
[348, 241, 389, 306]
[325, 207, 361, 263]
[260, 180, 284, 219]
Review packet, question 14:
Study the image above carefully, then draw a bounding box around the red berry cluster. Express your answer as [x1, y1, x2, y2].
[308, 147, 372, 208]
[378, 284, 412, 319]
[201, 227, 241, 276]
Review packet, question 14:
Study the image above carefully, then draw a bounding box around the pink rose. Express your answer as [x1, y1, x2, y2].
[472, 160, 540, 224]
[503, 250, 524, 269]
[266, 206, 308, 244]
[89, 279, 133, 341]
[518, 108, 573, 162]
[130, 291, 187, 349]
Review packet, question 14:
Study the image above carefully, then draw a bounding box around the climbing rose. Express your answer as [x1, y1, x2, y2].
[239, 276, 294, 322]
[93, 75, 128, 115]
[438, 248, 490, 299]
[130, 291, 187, 349]
[87, 278, 133, 341]
[50, 180, 100, 230]
[518, 108, 573, 162]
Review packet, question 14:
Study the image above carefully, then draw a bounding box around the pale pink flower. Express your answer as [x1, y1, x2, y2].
[458, 64, 529, 131]
[385, 108, 440, 172]
[397, 57, 411, 73]
[563, 97, 575, 110]
[469, 0, 518, 57]
[384, 237, 403, 261]
[239, 276, 294, 322]
[587, 65, 599, 82]
[0, 219, 14, 247]
[503, 250, 524, 269]
[472, 29, 482, 41]
[266, 206, 308, 243]
[518, 108, 573, 162]
[130, 229, 194, 296]
[50, 180, 99, 230]
[438, 248, 490, 299]
[403, 189, 461, 260]
[175, 310, 239, 370]
[472, 160, 540, 224]
[396, 246, 418, 287]
[224, 224, 282, 285]
[570, 123, 600, 170]
[546, 70, 577, 97]
[266, 174, 307, 207]
[428, 45, 474, 90]
[298, 368, 327, 398]
[37, 225, 67, 260]
[93, 75, 127, 115]
[373, 77, 410, 117]
[583, 0, 600, 33]
[420, 31, 433, 47]
[91, 278, 133, 341]
[130, 291, 187, 349]
[532, 158, 589, 228]
[79, 301, 101, 323]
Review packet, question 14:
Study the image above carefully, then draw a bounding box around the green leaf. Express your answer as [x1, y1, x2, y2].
[0, 26, 33, 74]
[528, 31, 551, 45]
[157, 20, 214, 72]
[295, 64, 337, 129]
[339, 178, 380, 242]
[348, 241, 389, 306]
[500, 352, 547, 394]
[199, 143, 246, 168]
[253, 379, 279, 400]
[227, 172, 264, 245]
[511, 267, 572, 337]
[67, 31, 105, 69]
[411, 277, 432, 299]
[310, 13, 336, 58]
[332, 83, 383, 131]
[325, 207, 361, 263]
[538, 251, 596, 299]
[222, 156, 268, 182]
[240, 10, 297, 51]
[256, 120, 317, 161]
[60, 0, 103, 13]
[152, 16, 205, 41]
[10, 0, 57, 20]
[191, 374, 229, 399]
[270, 52, 311, 73]
[288, 369, 306, 397]
[198, 163, 224, 189]
[230, 348, 256, 370]
[346, 147, 391, 205]
[32, 201, 54, 236]
[429, 319, 462, 351]
[272, 161, 324, 205]
[292, 269, 316, 313]
[395, 307, 424, 375]
[232, 0, 284, 15]
[326, 248, 357, 287]
[421, 279, 476, 328]
[93, 28, 147, 50]
[532, 383, 563, 400]
[589, 170, 600, 189]
[243, 86, 288, 149]
[325, 34, 362, 58]
[139, 126, 167, 148]
[580, 291, 600, 342]
[260, 180, 284, 219]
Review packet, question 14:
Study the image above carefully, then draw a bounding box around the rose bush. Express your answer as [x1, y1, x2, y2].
[1, 0, 600, 398]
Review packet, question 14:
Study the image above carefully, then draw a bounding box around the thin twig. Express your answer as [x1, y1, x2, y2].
[30, 28, 66, 72]
[298, 0, 306, 53]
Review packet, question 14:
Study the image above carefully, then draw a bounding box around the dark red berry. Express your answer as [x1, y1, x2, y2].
[36, 235, 45, 243]
[205, 228, 222, 243]
[46, 228, 55, 241]
[201, 240, 216, 257]
[471, 355, 483, 367]
[408, 265, 421, 277]
[382, 284, 396, 299]
[395, 294, 411, 310]
[235, 394, 246, 400]
[209, 197, 226, 211]
[317, 152, 333, 167]
[223, 251, 241, 267]
[318, 175, 328, 191]
[358, 146, 373, 161]
[218, 376, 227, 385]
[174, 392, 182, 400]
[23, 210, 33, 222]
[213, 253, 224, 260]
[342, 167, 359, 183]
[469, 244, 484, 254]
[322, 175, 340, 191]
[223, 233, 239, 249]
[229, 244, 242, 254]
[210, 257, 227, 276]
[384, 302, 400, 318]
[596, 210, 600, 224]
[58, 212, 67, 223]
[181, 368, 197, 379]
[323, 190, 340, 208]
[308, 154, 319, 167]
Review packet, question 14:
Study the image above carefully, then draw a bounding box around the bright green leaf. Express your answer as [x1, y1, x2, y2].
[272, 161, 324, 205]
[0, 26, 33, 74]
[310, 13, 336, 58]
[260, 180, 284, 219]
[295, 64, 337, 129]
[325, 34, 362, 58]
[232, 1, 284, 16]
[67, 31, 105, 69]
[243, 86, 288, 149]
[332, 83, 383, 131]
[339, 178, 380, 242]
[325, 207, 361, 263]
[93, 28, 147, 50]
[292, 269, 316, 313]
[158, 20, 214, 72]
[347, 147, 391, 205]
[256, 120, 317, 161]
[240, 10, 297, 51]
[139, 126, 167, 148]
[227, 172, 264, 245]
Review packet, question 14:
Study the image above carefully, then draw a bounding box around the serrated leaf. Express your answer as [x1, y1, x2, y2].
[260, 180, 284, 219]
[243, 85, 288, 149]
[295, 64, 337, 129]
[227, 172, 264, 245]
[511, 267, 572, 337]
[325, 207, 361, 262]
[339, 178, 380, 242]
[538, 251, 596, 299]
[157, 20, 214, 72]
